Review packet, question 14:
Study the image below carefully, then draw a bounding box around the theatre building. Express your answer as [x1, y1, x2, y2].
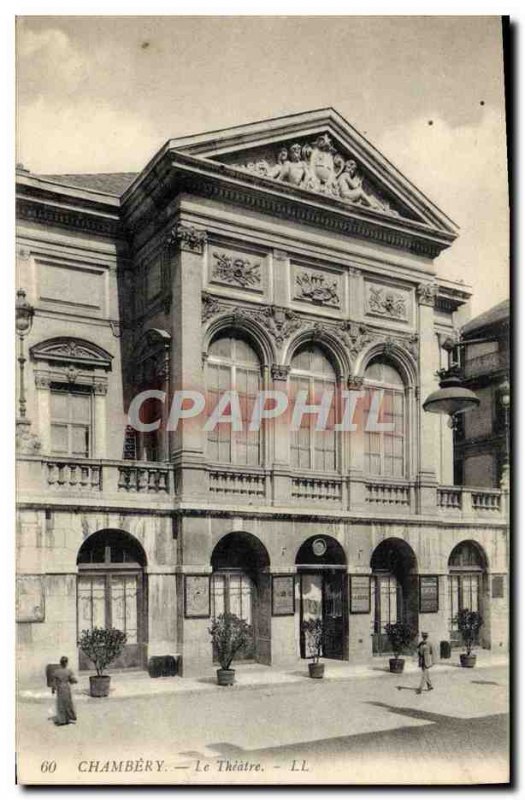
[16, 109, 509, 683]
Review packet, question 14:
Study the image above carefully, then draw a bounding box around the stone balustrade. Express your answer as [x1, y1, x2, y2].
[291, 475, 343, 502]
[46, 459, 102, 491]
[365, 480, 411, 507]
[17, 455, 507, 519]
[208, 467, 267, 497]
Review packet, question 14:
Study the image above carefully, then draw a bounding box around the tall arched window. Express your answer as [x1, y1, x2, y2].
[206, 333, 261, 466]
[290, 345, 337, 472]
[363, 358, 406, 478]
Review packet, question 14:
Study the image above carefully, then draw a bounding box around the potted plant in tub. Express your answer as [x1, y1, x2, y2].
[209, 612, 253, 686]
[384, 621, 414, 673]
[455, 609, 482, 667]
[302, 618, 325, 679]
[78, 627, 127, 697]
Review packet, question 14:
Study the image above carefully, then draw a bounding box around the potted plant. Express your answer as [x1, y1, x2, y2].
[384, 622, 414, 673]
[454, 609, 483, 667]
[78, 627, 127, 697]
[302, 618, 325, 678]
[208, 613, 253, 686]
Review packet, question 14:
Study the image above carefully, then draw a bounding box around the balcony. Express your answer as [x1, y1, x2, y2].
[17, 455, 175, 510]
[437, 486, 504, 516]
[17, 455, 507, 520]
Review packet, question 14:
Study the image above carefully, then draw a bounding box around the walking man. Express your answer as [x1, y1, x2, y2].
[416, 632, 434, 694]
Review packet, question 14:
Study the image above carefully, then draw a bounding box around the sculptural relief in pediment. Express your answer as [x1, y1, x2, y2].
[225, 133, 404, 217]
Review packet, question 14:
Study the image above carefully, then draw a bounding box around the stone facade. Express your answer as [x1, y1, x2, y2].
[16, 109, 508, 684]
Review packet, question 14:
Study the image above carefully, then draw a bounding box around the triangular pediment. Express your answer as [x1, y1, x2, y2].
[166, 108, 457, 233]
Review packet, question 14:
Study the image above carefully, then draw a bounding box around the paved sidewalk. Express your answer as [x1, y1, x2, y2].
[19, 650, 508, 703]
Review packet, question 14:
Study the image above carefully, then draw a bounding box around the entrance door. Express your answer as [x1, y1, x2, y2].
[300, 572, 345, 660]
[449, 573, 482, 647]
[323, 571, 344, 659]
[77, 571, 145, 669]
[77, 530, 148, 671]
[211, 571, 256, 660]
[372, 573, 401, 654]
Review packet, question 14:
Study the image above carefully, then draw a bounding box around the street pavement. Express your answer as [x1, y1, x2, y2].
[17, 663, 509, 786]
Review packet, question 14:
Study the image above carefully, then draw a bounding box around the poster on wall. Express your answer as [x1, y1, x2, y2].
[184, 575, 210, 618]
[419, 575, 439, 613]
[272, 575, 295, 616]
[16, 575, 45, 622]
[349, 575, 371, 614]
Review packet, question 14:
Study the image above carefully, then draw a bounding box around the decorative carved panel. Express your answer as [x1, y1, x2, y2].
[364, 282, 410, 322]
[210, 250, 263, 292]
[366, 285, 408, 321]
[293, 265, 341, 308]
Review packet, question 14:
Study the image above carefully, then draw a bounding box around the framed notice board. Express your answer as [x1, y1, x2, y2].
[419, 575, 439, 613]
[184, 575, 211, 618]
[271, 575, 295, 616]
[349, 575, 371, 614]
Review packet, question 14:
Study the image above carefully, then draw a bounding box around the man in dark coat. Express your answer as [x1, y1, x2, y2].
[416, 632, 434, 694]
[52, 656, 77, 725]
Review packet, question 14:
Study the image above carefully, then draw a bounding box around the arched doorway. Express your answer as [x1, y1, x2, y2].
[371, 538, 418, 654]
[77, 530, 147, 670]
[296, 536, 348, 660]
[210, 532, 271, 664]
[448, 540, 488, 648]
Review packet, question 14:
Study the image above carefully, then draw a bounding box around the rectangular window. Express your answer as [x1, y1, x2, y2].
[51, 387, 92, 457]
[364, 388, 404, 477]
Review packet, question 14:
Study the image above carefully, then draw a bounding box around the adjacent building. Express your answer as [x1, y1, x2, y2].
[16, 109, 509, 684]
[454, 299, 510, 489]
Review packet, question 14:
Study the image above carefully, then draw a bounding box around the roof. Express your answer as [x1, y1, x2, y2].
[462, 298, 510, 336]
[39, 173, 137, 196]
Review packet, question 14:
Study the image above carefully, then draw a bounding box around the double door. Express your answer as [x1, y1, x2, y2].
[300, 571, 345, 660]
[372, 573, 404, 654]
[77, 571, 145, 669]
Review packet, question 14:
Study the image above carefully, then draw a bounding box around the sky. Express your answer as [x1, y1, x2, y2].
[15, 15, 509, 317]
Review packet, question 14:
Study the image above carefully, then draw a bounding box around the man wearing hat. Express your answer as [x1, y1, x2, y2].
[416, 631, 434, 694]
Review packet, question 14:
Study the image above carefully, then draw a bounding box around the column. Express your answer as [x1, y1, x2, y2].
[169, 223, 207, 498]
[346, 375, 366, 511]
[93, 381, 108, 458]
[270, 363, 291, 504]
[34, 372, 51, 453]
[417, 282, 439, 513]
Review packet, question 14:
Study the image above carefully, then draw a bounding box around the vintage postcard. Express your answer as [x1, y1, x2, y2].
[15, 15, 510, 785]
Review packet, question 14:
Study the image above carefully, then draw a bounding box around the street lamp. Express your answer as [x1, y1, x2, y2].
[15, 288, 34, 424]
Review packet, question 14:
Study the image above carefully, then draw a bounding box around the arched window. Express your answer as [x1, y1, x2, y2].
[290, 345, 337, 472]
[206, 333, 261, 466]
[363, 358, 406, 478]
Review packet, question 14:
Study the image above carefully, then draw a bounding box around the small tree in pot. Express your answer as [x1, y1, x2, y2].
[78, 627, 127, 697]
[384, 622, 414, 673]
[209, 613, 253, 685]
[454, 609, 483, 667]
[302, 618, 325, 678]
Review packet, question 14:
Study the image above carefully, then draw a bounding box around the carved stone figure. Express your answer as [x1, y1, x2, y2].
[239, 134, 403, 217]
[337, 160, 384, 210]
[305, 134, 338, 194]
